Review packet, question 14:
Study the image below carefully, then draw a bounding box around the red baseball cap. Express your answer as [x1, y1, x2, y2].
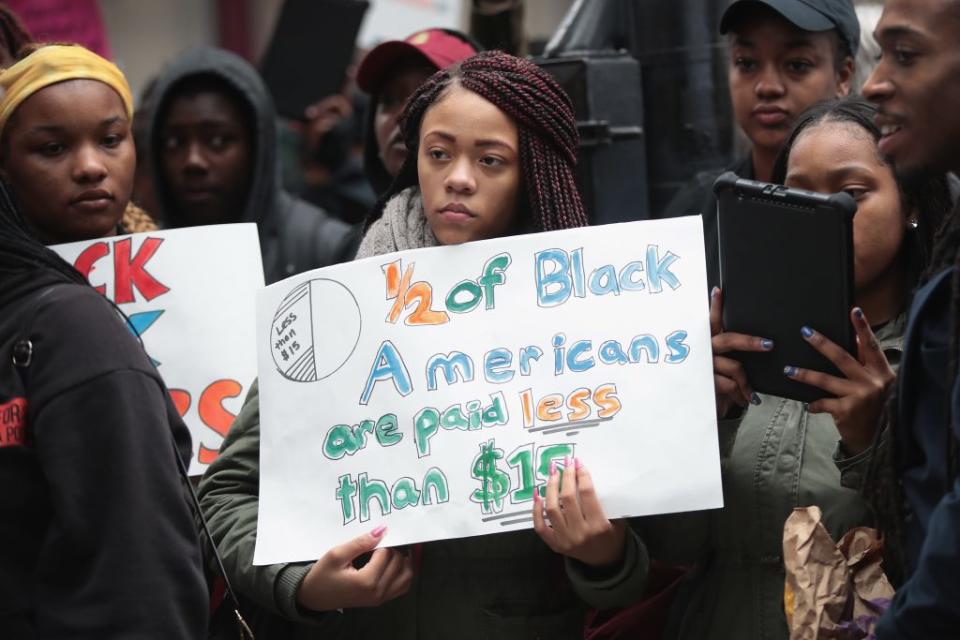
[356, 28, 478, 94]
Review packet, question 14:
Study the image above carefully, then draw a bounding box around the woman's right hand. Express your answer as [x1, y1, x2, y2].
[710, 287, 774, 418]
[296, 526, 414, 612]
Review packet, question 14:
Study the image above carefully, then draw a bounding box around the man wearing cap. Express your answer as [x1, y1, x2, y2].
[661, 0, 856, 290]
[357, 29, 479, 198]
[323, 28, 478, 260]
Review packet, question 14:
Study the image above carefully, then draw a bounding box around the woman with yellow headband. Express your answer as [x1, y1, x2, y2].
[0, 44, 208, 637]
[0, 43, 153, 244]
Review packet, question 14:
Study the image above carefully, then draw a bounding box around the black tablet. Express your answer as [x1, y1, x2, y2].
[713, 171, 857, 403]
[260, 0, 370, 121]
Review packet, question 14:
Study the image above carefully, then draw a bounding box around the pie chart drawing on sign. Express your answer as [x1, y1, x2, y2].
[270, 279, 361, 382]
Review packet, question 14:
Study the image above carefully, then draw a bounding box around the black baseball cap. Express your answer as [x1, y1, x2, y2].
[719, 0, 860, 57]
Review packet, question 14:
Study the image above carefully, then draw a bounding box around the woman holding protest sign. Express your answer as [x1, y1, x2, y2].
[0, 44, 155, 245]
[0, 49, 208, 637]
[199, 50, 638, 638]
[590, 97, 952, 639]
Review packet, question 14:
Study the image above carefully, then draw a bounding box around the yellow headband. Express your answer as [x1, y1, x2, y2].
[0, 45, 133, 137]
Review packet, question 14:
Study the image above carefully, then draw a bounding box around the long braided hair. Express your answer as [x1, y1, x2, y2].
[0, 180, 148, 363]
[0, 178, 87, 286]
[369, 50, 588, 233]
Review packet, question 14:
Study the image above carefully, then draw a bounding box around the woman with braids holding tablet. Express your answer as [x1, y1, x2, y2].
[563, 97, 953, 639]
[199, 50, 637, 639]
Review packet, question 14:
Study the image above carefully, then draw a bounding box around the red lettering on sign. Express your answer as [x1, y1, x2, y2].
[170, 389, 192, 417]
[73, 242, 109, 295]
[113, 237, 170, 304]
[72, 237, 170, 303]
[0, 397, 27, 447]
[197, 380, 243, 465]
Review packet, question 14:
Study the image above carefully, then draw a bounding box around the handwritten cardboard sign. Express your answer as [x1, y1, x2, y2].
[254, 216, 721, 565]
[52, 224, 264, 475]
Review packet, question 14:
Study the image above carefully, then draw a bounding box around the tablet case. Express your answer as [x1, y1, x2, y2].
[713, 171, 857, 403]
[260, 0, 370, 121]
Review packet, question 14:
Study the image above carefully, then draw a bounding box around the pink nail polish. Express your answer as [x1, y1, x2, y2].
[563, 455, 569, 470]
[533, 489, 540, 503]
[549, 460, 557, 475]
[370, 525, 387, 537]
[575, 457, 584, 470]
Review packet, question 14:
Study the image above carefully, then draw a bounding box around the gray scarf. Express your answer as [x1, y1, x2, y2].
[355, 187, 439, 259]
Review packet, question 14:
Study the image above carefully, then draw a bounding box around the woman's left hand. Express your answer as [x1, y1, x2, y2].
[784, 307, 896, 455]
[532, 457, 626, 567]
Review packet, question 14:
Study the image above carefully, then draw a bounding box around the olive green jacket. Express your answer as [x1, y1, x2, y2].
[568, 316, 905, 639]
[198, 381, 647, 639]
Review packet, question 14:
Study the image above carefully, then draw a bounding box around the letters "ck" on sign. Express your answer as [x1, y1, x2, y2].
[73, 237, 171, 304]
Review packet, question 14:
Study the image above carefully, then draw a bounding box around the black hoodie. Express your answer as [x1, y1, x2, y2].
[146, 47, 353, 283]
[0, 202, 208, 636]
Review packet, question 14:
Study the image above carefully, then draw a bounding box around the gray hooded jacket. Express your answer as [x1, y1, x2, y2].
[146, 47, 353, 283]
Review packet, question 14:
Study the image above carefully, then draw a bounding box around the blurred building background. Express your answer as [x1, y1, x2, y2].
[7, 0, 885, 220]
[27, 0, 573, 100]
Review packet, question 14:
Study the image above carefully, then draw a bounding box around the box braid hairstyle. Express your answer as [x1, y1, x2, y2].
[0, 179, 87, 287]
[368, 50, 588, 233]
[0, 177, 145, 359]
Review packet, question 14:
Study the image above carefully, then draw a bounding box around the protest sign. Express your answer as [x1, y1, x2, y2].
[52, 224, 264, 475]
[254, 216, 721, 565]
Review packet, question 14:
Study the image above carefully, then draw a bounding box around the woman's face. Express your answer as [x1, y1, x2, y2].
[728, 11, 852, 157]
[418, 85, 521, 245]
[785, 121, 906, 293]
[0, 79, 134, 244]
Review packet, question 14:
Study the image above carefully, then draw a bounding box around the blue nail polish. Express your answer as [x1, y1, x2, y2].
[750, 393, 762, 405]
[784, 365, 798, 377]
[761, 339, 774, 350]
[854, 307, 864, 320]
[801, 326, 814, 339]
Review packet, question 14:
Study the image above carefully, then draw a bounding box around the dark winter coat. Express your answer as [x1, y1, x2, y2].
[568, 318, 903, 640]
[0, 274, 208, 638]
[876, 265, 960, 638]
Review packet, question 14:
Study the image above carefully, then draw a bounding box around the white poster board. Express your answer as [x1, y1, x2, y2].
[358, 0, 463, 47]
[52, 224, 264, 475]
[255, 217, 721, 565]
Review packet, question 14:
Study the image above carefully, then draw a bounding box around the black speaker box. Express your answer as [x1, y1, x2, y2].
[537, 52, 650, 224]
